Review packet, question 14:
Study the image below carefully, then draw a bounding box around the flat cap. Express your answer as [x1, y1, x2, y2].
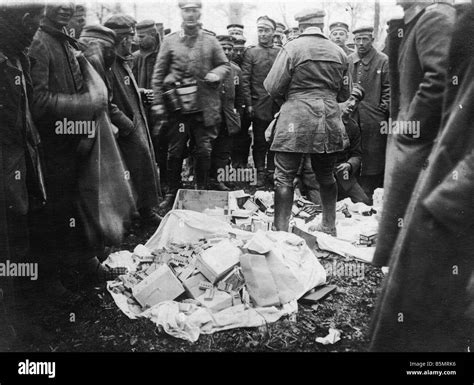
[178, 0, 202, 9]
[329, 21, 349, 32]
[233, 37, 246, 45]
[136, 19, 157, 32]
[295, 8, 326, 24]
[227, 24, 244, 30]
[353, 26, 374, 35]
[104, 14, 135, 35]
[275, 22, 286, 33]
[217, 34, 235, 46]
[257, 15, 276, 30]
[80, 24, 116, 45]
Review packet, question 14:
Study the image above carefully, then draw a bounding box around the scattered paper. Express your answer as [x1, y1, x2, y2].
[316, 328, 341, 345]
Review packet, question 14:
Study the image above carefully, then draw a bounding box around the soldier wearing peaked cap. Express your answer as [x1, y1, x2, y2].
[151, 0, 230, 209]
[240, 15, 281, 187]
[227, 23, 244, 38]
[329, 21, 353, 56]
[264, 8, 351, 235]
[273, 22, 286, 47]
[104, 14, 163, 226]
[347, 25, 389, 202]
[209, 35, 244, 191]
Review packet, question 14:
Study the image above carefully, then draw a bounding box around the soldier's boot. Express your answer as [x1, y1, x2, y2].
[139, 207, 162, 227]
[195, 157, 210, 190]
[159, 158, 182, 210]
[317, 182, 338, 237]
[208, 178, 231, 191]
[274, 186, 294, 232]
[256, 170, 266, 188]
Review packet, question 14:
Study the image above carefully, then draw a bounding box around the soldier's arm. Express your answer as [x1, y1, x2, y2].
[405, 7, 455, 138]
[234, 67, 245, 112]
[151, 36, 172, 107]
[337, 59, 352, 103]
[379, 56, 390, 113]
[240, 48, 252, 108]
[29, 38, 95, 122]
[263, 48, 291, 100]
[346, 120, 362, 175]
[107, 71, 135, 136]
[209, 38, 230, 81]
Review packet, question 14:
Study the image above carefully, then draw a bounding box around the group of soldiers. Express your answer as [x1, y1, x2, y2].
[1, 0, 473, 352]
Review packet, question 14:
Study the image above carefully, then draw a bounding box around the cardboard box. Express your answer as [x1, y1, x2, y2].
[172, 189, 230, 214]
[196, 239, 241, 283]
[182, 272, 210, 299]
[132, 264, 185, 308]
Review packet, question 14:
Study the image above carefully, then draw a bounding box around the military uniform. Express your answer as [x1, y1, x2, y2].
[348, 28, 390, 199]
[264, 9, 350, 233]
[241, 41, 280, 176]
[152, 26, 230, 194]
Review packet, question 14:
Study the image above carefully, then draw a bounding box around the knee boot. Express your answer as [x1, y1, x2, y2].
[318, 182, 338, 236]
[274, 185, 294, 232]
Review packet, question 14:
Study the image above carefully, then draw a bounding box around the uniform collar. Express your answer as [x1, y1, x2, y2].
[404, 3, 431, 24]
[352, 47, 376, 65]
[299, 27, 328, 39]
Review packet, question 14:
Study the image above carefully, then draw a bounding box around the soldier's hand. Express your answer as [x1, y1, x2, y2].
[246, 106, 254, 119]
[336, 162, 351, 175]
[204, 72, 220, 85]
[151, 104, 167, 121]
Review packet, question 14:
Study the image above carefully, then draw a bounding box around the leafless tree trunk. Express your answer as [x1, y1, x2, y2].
[374, 0, 381, 39]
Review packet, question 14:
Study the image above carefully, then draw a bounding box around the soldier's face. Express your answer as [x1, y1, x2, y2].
[119, 34, 134, 55]
[181, 7, 201, 28]
[355, 34, 373, 55]
[330, 30, 348, 46]
[67, 9, 86, 38]
[220, 44, 234, 60]
[257, 26, 274, 45]
[46, 3, 74, 27]
[138, 32, 157, 51]
[273, 33, 283, 46]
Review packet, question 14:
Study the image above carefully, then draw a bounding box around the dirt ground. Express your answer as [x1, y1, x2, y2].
[6, 181, 384, 352]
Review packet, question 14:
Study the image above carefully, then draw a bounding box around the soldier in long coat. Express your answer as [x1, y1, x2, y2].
[104, 15, 162, 226]
[373, 0, 456, 267]
[370, 4, 474, 351]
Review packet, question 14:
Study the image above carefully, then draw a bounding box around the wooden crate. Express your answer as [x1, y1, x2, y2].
[172, 189, 230, 213]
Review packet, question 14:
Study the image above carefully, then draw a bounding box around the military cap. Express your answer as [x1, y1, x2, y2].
[353, 26, 374, 36]
[217, 34, 235, 47]
[257, 15, 276, 30]
[329, 21, 349, 32]
[136, 19, 157, 33]
[104, 14, 135, 35]
[80, 24, 116, 45]
[275, 22, 286, 34]
[233, 37, 246, 46]
[178, 0, 202, 9]
[294, 9, 326, 24]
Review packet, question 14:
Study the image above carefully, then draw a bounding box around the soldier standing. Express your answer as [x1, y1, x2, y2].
[348, 26, 390, 202]
[209, 35, 244, 190]
[329, 22, 353, 56]
[104, 15, 162, 226]
[151, 0, 230, 209]
[132, 19, 167, 193]
[264, 9, 351, 235]
[273, 22, 286, 47]
[241, 16, 281, 188]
